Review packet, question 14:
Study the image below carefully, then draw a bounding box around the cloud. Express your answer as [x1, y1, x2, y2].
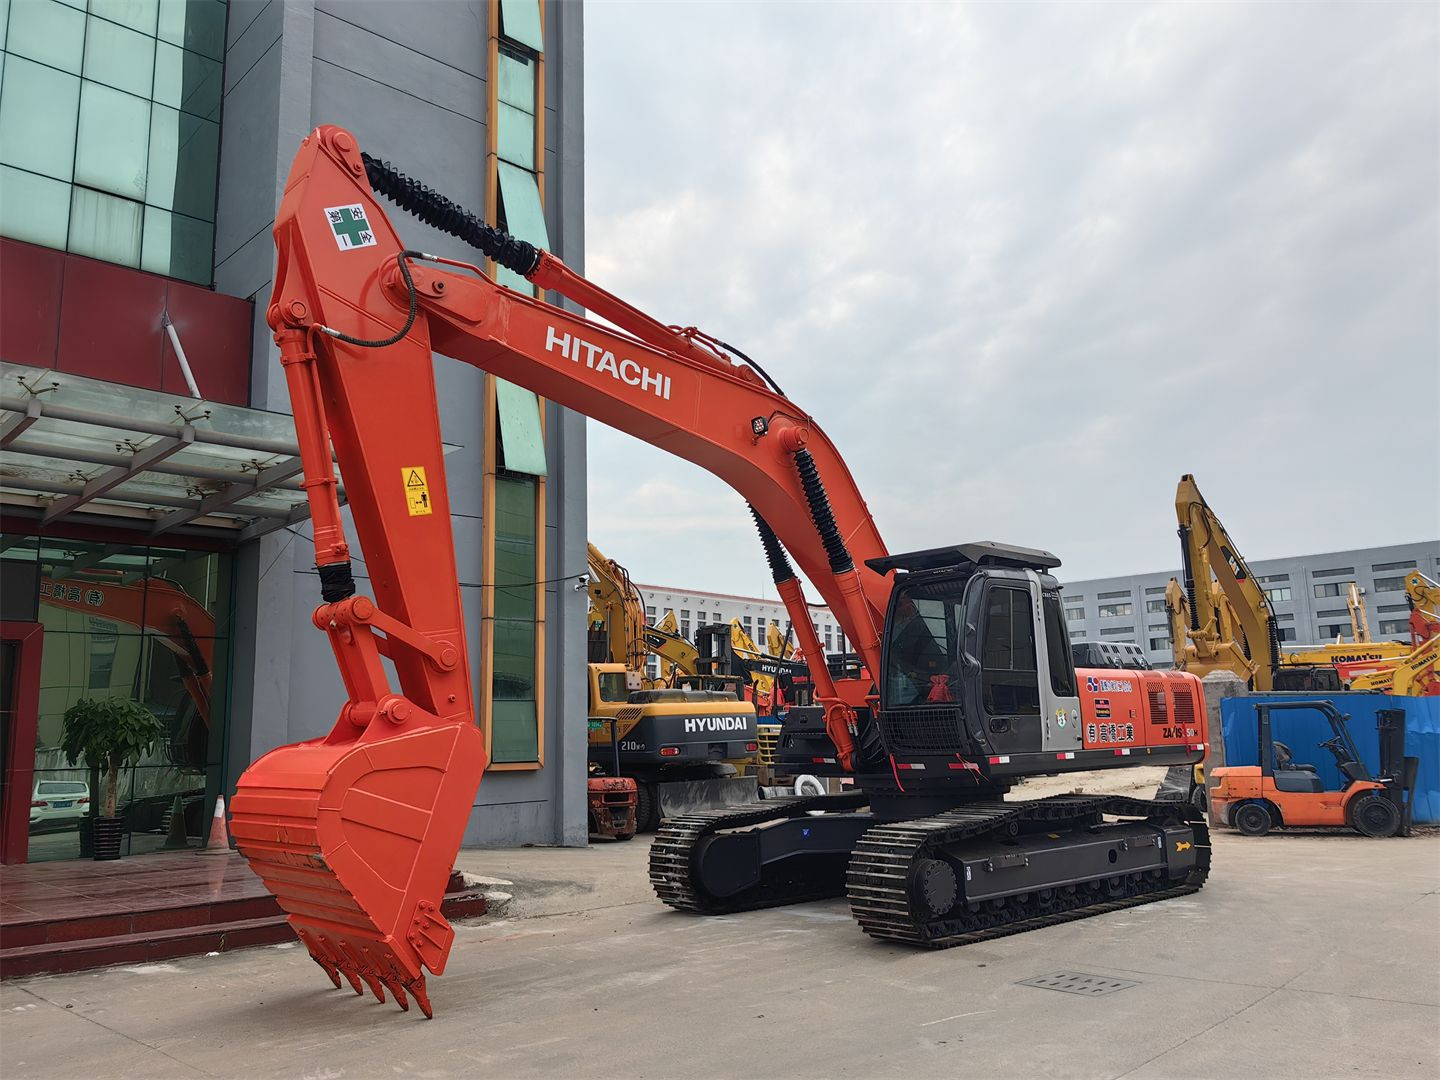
[582, 1, 1438, 597]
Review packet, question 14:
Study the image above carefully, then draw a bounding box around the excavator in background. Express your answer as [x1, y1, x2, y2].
[1343, 571, 1440, 695]
[584, 542, 758, 832]
[1171, 475, 1411, 691]
[1347, 583, 1371, 644]
[232, 127, 1210, 1017]
[639, 609, 701, 682]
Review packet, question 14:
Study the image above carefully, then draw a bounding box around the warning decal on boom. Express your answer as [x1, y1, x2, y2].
[402, 467, 432, 516]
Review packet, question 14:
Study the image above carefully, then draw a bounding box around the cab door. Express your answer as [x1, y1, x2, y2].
[975, 576, 1049, 756]
[1032, 576, 1082, 753]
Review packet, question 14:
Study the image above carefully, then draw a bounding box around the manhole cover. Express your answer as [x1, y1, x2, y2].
[1017, 971, 1138, 996]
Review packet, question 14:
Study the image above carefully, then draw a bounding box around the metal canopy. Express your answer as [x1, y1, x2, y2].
[0, 362, 343, 541]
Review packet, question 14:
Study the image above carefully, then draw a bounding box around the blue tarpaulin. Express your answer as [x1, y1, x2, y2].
[1219, 693, 1440, 823]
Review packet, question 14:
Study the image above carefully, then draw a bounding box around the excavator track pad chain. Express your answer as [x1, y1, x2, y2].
[650, 793, 1210, 948]
[650, 792, 869, 913]
[847, 795, 1210, 947]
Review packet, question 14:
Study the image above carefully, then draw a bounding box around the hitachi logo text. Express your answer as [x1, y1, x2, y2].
[682, 716, 751, 734]
[545, 327, 671, 401]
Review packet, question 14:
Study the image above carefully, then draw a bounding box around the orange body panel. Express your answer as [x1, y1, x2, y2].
[1076, 668, 1207, 753]
[1209, 767, 1384, 827]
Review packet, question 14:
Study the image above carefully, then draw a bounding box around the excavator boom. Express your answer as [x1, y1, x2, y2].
[233, 127, 895, 1012]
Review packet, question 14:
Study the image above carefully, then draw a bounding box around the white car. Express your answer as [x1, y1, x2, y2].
[30, 779, 91, 829]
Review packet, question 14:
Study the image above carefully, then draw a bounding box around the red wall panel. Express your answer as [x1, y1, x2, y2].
[1, 239, 252, 406]
[56, 254, 168, 389]
[0, 240, 65, 368]
[162, 279, 253, 406]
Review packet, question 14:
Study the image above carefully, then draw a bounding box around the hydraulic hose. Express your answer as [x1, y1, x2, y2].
[361, 154, 541, 277]
[793, 450, 854, 575]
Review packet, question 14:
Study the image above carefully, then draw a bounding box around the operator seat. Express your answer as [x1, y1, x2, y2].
[1271, 740, 1324, 794]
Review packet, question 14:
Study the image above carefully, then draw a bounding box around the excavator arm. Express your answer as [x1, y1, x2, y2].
[233, 126, 896, 1013]
[643, 610, 700, 680]
[586, 542, 649, 673]
[1175, 474, 1278, 690]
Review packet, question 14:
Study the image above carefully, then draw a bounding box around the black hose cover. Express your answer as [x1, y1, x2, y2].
[794, 449, 854, 575]
[362, 154, 541, 277]
[318, 561, 357, 603]
[749, 504, 796, 584]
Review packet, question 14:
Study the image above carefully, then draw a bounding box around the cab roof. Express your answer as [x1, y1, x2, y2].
[866, 541, 1061, 576]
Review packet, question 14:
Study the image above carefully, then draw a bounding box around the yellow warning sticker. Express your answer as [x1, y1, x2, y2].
[402, 466, 432, 516]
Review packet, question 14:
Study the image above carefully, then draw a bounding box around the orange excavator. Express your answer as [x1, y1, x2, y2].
[232, 127, 1211, 1017]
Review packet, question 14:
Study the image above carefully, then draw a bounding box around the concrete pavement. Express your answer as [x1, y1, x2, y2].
[2, 830, 1436, 1080]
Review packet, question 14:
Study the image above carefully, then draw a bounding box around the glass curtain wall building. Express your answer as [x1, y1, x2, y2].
[0, 0, 590, 861]
[0, 0, 225, 283]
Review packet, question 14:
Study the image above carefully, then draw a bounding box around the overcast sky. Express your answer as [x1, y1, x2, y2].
[581, 1, 1438, 600]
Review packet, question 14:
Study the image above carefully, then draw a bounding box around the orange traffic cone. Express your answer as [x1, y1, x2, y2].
[198, 794, 231, 855]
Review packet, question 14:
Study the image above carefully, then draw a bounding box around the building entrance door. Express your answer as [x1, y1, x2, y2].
[0, 623, 43, 864]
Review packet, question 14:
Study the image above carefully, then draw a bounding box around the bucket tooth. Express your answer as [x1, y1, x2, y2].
[410, 974, 434, 1020]
[312, 956, 342, 989]
[384, 975, 410, 1013]
[362, 970, 386, 1003]
[340, 962, 365, 996]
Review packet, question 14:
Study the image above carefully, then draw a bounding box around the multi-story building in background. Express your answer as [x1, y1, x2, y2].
[636, 541, 1437, 685]
[0, 0, 587, 865]
[1059, 541, 1439, 667]
[635, 582, 845, 680]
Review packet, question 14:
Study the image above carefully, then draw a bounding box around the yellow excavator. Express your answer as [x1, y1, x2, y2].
[1170, 475, 1410, 691]
[1345, 571, 1440, 695]
[585, 543, 758, 829]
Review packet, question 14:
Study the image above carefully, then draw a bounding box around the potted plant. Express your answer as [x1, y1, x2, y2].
[61, 697, 166, 861]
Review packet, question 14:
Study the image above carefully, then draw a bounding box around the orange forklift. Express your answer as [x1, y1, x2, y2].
[1210, 702, 1418, 838]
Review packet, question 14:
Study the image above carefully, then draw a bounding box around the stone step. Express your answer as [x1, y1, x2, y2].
[1, 874, 488, 979]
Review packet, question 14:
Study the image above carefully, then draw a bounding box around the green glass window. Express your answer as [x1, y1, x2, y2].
[141, 205, 212, 281]
[0, 0, 226, 284]
[495, 378, 547, 477]
[83, 14, 155, 98]
[498, 0, 543, 52]
[492, 473, 539, 763]
[75, 81, 151, 200]
[69, 185, 143, 266]
[7, 0, 85, 73]
[497, 51, 534, 113]
[158, 0, 225, 61]
[497, 102, 535, 170]
[97, 0, 160, 36]
[0, 56, 80, 180]
[495, 161, 549, 294]
[0, 166, 70, 247]
[153, 40, 221, 119]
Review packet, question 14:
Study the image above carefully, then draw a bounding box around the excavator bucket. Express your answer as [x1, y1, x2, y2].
[231, 723, 485, 1018]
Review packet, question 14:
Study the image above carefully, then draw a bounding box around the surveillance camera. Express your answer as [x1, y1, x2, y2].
[574, 574, 590, 591]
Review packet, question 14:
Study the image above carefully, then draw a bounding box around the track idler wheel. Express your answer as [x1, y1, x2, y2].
[915, 858, 957, 918]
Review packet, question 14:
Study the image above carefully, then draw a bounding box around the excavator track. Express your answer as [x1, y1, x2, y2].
[650, 792, 870, 913]
[847, 795, 1211, 948]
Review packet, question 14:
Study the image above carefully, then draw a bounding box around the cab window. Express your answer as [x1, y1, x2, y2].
[982, 586, 1040, 715]
[596, 672, 630, 702]
[1043, 594, 1077, 697]
[884, 593, 956, 706]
